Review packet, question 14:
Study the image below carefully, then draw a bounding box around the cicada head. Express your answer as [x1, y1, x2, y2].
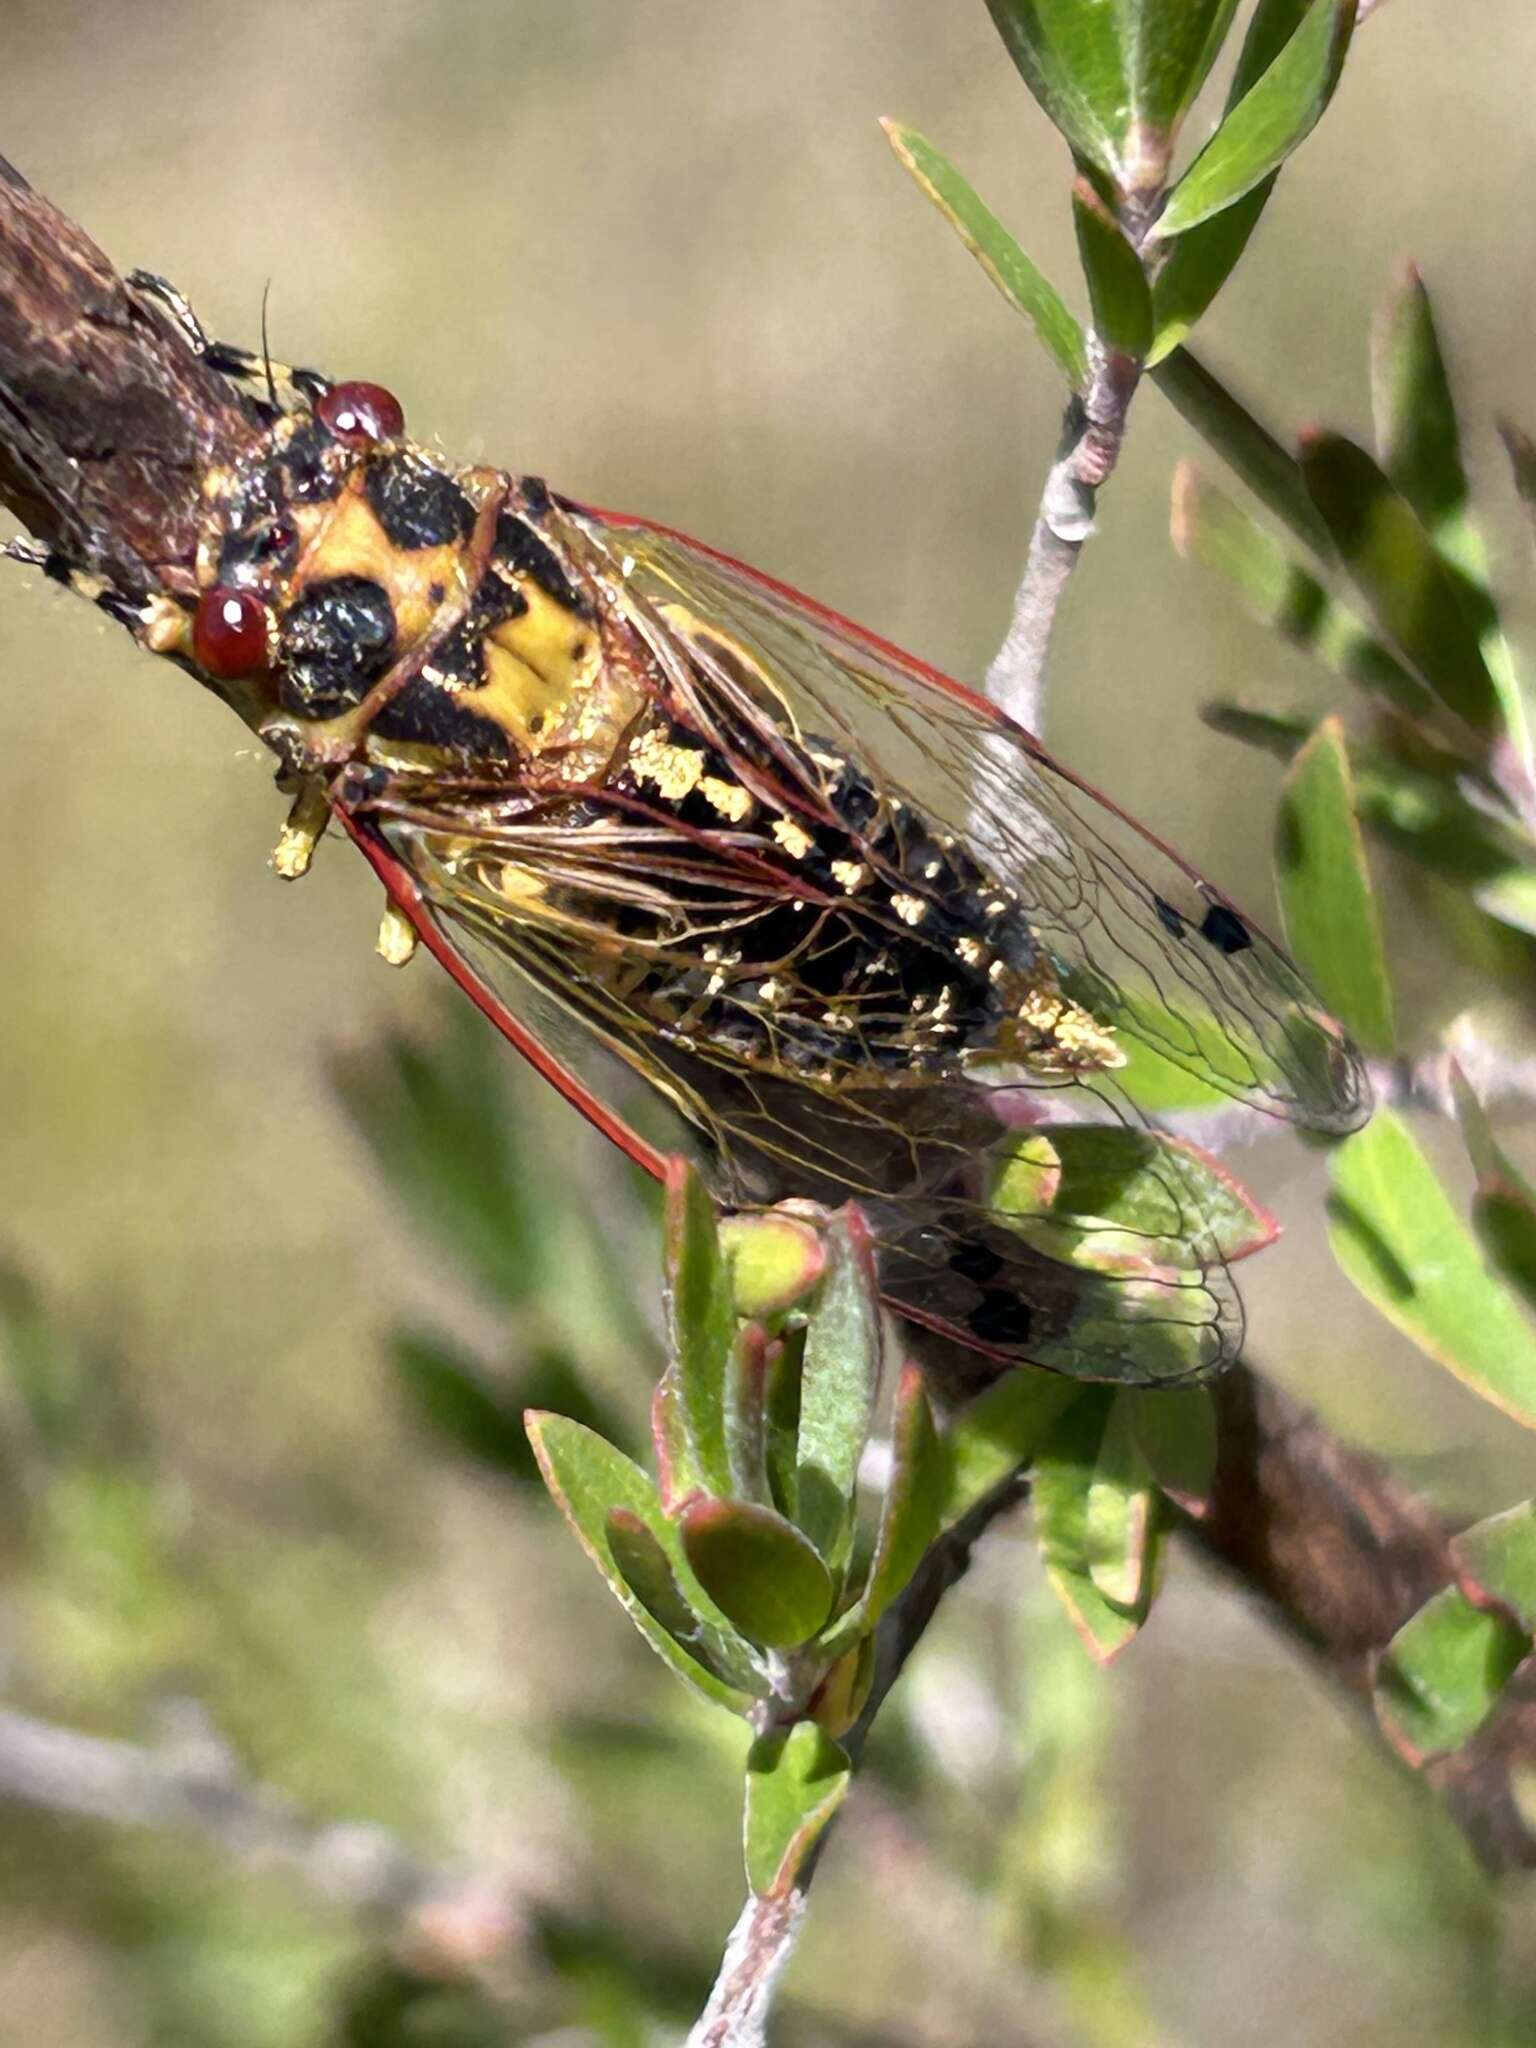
[151, 375, 636, 786]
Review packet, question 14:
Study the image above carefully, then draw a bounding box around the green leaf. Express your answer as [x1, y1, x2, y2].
[651, 1364, 703, 1511]
[332, 1018, 546, 1310]
[744, 1723, 851, 1897]
[1500, 420, 1536, 555]
[1372, 262, 1470, 546]
[1374, 1586, 1528, 1765]
[1450, 1063, 1536, 1311]
[1148, 179, 1273, 362]
[942, 1373, 1084, 1522]
[795, 1211, 882, 1571]
[723, 1323, 771, 1506]
[983, 0, 1132, 181]
[1299, 431, 1504, 739]
[1145, 0, 1316, 359]
[680, 1498, 836, 1650]
[1451, 1501, 1536, 1636]
[1153, 347, 1332, 556]
[1122, 0, 1241, 141]
[1085, 1392, 1159, 1609]
[719, 1212, 826, 1318]
[1276, 717, 1396, 1056]
[1171, 463, 1437, 725]
[825, 1364, 944, 1658]
[1072, 176, 1152, 357]
[527, 1413, 757, 1711]
[992, 1124, 1280, 1273]
[1130, 1386, 1218, 1517]
[1154, 0, 1354, 239]
[1034, 1392, 1153, 1660]
[1328, 1113, 1536, 1431]
[1372, 269, 1531, 762]
[663, 1159, 736, 1500]
[763, 1330, 803, 1523]
[882, 120, 1087, 387]
[605, 1509, 765, 1694]
[1473, 870, 1536, 939]
[394, 1330, 628, 1483]
[1206, 704, 1534, 885]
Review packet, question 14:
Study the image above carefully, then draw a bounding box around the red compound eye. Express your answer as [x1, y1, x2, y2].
[192, 586, 271, 678]
[315, 379, 405, 445]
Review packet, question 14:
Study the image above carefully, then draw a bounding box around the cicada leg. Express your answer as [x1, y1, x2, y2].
[126, 270, 330, 409]
[2, 535, 148, 629]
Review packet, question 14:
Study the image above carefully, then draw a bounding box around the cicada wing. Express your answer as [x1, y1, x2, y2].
[573, 509, 1371, 1136]
[369, 804, 1246, 1385]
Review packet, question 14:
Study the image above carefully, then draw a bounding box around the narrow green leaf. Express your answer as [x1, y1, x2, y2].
[1372, 262, 1470, 544]
[992, 1124, 1281, 1272]
[1123, 0, 1241, 141]
[1451, 1501, 1536, 1636]
[942, 1373, 1083, 1523]
[724, 1324, 772, 1506]
[744, 1723, 851, 1897]
[1374, 1585, 1528, 1765]
[1500, 420, 1536, 555]
[1372, 270, 1531, 762]
[526, 1413, 756, 1712]
[680, 1498, 836, 1650]
[332, 1019, 545, 1309]
[1328, 1113, 1536, 1431]
[1072, 176, 1152, 357]
[796, 1211, 882, 1570]
[983, 0, 1131, 180]
[809, 1634, 875, 1741]
[1034, 1392, 1152, 1660]
[1276, 717, 1396, 1055]
[1146, 0, 1317, 359]
[1474, 871, 1536, 940]
[663, 1159, 736, 1499]
[394, 1331, 627, 1483]
[882, 120, 1087, 388]
[1148, 179, 1273, 362]
[1299, 432, 1503, 739]
[1153, 348, 1332, 557]
[1450, 1063, 1536, 1311]
[606, 1509, 765, 1694]
[1085, 1392, 1159, 1610]
[763, 1329, 803, 1523]
[1206, 703, 1534, 884]
[828, 1364, 944, 1653]
[1154, 0, 1354, 240]
[651, 1364, 703, 1512]
[1130, 1386, 1218, 1517]
[1172, 463, 1437, 725]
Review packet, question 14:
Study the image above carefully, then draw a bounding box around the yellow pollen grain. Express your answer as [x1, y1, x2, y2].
[630, 725, 704, 802]
[701, 776, 754, 823]
[956, 936, 986, 968]
[831, 859, 867, 892]
[891, 892, 927, 927]
[772, 817, 814, 861]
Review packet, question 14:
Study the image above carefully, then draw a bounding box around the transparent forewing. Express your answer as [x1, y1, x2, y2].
[378, 805, 1244, 1386]
[576, 513, 1370, 1135]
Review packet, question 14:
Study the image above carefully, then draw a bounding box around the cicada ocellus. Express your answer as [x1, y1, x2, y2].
[17, 291, 1370, 1387]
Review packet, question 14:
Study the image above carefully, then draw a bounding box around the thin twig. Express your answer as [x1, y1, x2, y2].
[0, 1695, 527, 1947]
[985, 338, 1141, 729]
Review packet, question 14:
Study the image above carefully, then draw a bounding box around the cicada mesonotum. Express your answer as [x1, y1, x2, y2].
[15, 291, 1370, 1387]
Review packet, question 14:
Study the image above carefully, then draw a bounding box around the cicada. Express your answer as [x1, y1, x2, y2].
[15, 287, 1370, 1387]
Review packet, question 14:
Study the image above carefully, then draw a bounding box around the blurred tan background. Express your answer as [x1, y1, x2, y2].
[1, 3, 1535, 2043]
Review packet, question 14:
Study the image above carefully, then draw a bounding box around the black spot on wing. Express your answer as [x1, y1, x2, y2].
[1198, 902, 1253, 955]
